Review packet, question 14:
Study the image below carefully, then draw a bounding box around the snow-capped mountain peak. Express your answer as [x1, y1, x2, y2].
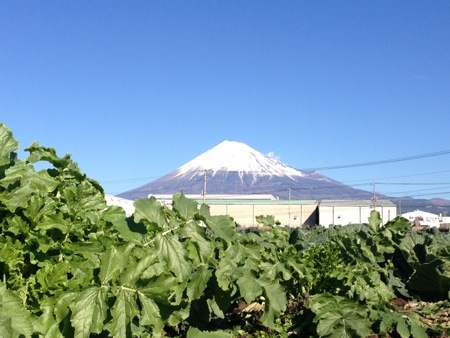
[119, 140, 376, 201]
[175, 140, 305, 179]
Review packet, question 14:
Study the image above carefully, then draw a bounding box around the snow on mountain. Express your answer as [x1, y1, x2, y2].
[175, 140, 305, 180]
[118, 140, 374, 201]
[117, 141, 450, 214]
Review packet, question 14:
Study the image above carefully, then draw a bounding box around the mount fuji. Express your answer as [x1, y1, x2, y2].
[119, 140, 375, 201]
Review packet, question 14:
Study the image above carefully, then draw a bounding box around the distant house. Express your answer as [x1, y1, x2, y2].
[401, 209, 441, 228]
[318, 199, 397, 227]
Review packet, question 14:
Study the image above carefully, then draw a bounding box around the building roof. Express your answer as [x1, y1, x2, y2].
[319, 199, 396, 208]
[198, 199, 318, 205]
[150, 194, 278, 200]
[401, 209, 440, 218]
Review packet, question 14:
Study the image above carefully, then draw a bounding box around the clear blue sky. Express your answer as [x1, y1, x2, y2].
[1, 1, 449, 199]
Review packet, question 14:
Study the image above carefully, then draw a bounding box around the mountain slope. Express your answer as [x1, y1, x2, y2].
[119, 140, 374, 201]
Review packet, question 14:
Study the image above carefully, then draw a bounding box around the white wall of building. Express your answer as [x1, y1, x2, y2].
[401, 210, 441, 228]
[319, 200, 397, 227]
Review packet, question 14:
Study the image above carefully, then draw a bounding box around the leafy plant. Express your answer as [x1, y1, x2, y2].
[0, 122, 449, 337]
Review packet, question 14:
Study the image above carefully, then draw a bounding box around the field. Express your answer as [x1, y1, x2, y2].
[1, 122, 450, 337]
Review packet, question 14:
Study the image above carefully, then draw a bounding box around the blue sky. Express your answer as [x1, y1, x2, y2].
[1, 1, 450, 200]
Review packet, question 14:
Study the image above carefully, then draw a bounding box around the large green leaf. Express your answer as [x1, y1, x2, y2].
[187, 265, 212, 301]
[0, 180, 35, 212]
[258, 278, 287, 328]
[25, 141, 70, 167]
[204, 215, 236, 243]
[69, 287, 108, 338]
[237, 270, 263, 303]
[109, 288, 140, 338]
[36, 262, 69, 293]
[138, 274, 180, 305]
[181, 221, 214, 264]
[0, 282, 35, 337]
[155, 233, 190, 282]
[215, 256, 237, 291]
[172, 192, 199, 220]
[407, 259, 450, 301]
[310, 294, 372, 338]
[186, 327, 234, 338]
[368, 209, 382, 232]
[137, 291, 164, 335]
[0, 123, 18, 167]
[119, 250, 158, 285]
[99, 245, 125, 285]
[133, 197, 168, 230]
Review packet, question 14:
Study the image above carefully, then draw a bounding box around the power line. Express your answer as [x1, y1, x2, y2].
[341, 169, 450, 183]
[384, 186, 449, 196]
[297, 149, 450, 172]
[376, 182, 450, 186]
[100, 176, 162, 184]
[99, 150, 450, 185]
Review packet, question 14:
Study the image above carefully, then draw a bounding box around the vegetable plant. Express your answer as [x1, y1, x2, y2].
[0, 122, 449, 337]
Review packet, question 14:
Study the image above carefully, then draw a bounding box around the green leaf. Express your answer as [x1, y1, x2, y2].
[99, 245, 125, 285]
[138, 274, 181, 305]
[0, 162, 58, 195]
[204, 215, 236, 243]
[407, 259, 450, 300]
[137, 292, 164, 335]
[172, 192, 199, 220]
[54, 292, 78, 322]
[328, 326, 356, 338]
[0, 282, 35, 337]
[181, 221, 214, 264]
[385, 216, 411, 232]
[316, 311, 341, 336]
[109, 288, 139, 338]
[368, 210, 381, 232]
[215, 256, 237, 291]
[186, 327, 234, 338]
[187, 265, 212, 301]
[25, 141, 69, 167]
[409, 317, 428, 338]
[0, 179, 35, 212]
[5, 215, 30, 235]
[258, 278, 287, 328]
[36, 262, 69, 293]
[119, 251, 158, 285]
[255, 215, 278, 227]
[133, 197, 168, 230]
[236, 271, 263, 303]
[0, 123, 19, 167]
[69, 287, 108, 338]
[396, 317, 410, 338]
[155, 233, 190, 282]
[310, 294, 372, 338]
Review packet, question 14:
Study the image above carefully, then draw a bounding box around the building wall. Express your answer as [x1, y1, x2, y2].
[401, 210, 441, 227]
[207, 203, 318, 228]
[319, 205, 397, 227]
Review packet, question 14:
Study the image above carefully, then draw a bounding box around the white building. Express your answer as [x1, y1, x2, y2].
[401, 209, 441, 228]
[105, 194, 135, 217]
[149, 194, 317, 227]
[318, 199, 397, 227]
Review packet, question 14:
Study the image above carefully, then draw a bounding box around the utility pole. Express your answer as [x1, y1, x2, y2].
[200, 169, 213, 203]
[371, 182, 377, 209]
[288, 188, 292, 226]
